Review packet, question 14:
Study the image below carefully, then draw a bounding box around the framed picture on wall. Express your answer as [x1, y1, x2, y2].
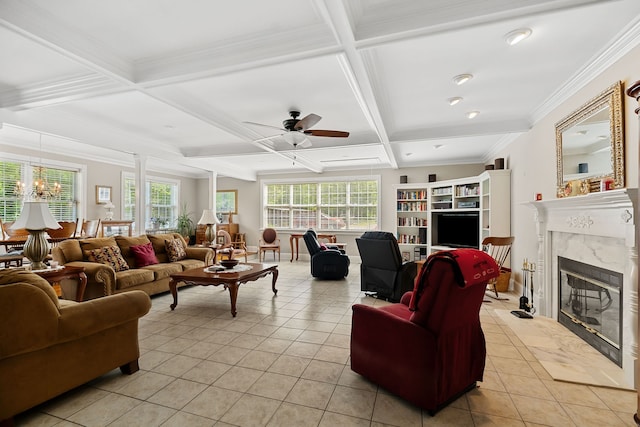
[402, 251, 411, 262]
[96, 185, 112, 204]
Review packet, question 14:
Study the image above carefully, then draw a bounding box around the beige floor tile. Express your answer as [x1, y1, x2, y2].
[491, 356, 538, 378]
[220, 394, 281, 426]
[326, 385, 376, 419]
[297, 329, 330, 344]
[139, 334, 173, 350]
[509, 394, 573, 426]
[285, 378, 336, 409]
[107, 401, 176, 426]
[268, 354, 311, 376]
[471, 412, 526, 426]
[248, 372, 298, 400]
[152, 354, 202, 377]
[161, 410, 216, 426]
[284, 341, 321, 358]
[67, 393, 141, 426]
[254, 337, 293, 354]
[159, 324, 196, 337]
[115, 371, 175, 400]
[301, 359, 344, 383]
[207, 345, 250, 364]
[182, 385, 242, 420]
[487, 343, 526, 360]
[213, 366, 263, 392]
[324, 333, 351, 348]
[313, 344, 350, 364]
[590, 386, 637, 413]
[39, 387, 109, 419]
[337, 366, 378, 392]
[181, 359, 232, 385]
[498, 372, 554, 400]
[466, 388, 521, 419]
[247, 323, 280, 336]
[477, 370, 507, 392]
[139, 349, 173, 370]
[561, 402, 628, 427]
[229, 333, 266, 349]
[237, 349, 280, 370]
[155, 337, 199, 354]
[266, 402, 324, 427]
[542, 380, 607, 408]
[319, 411, 370, 426]
[147, 378, 208, 409]
[180, 341, 223, 359]
[271, 327, 304, 340]
[372, 392, 422, 426]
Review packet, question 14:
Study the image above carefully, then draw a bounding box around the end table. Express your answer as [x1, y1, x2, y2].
[33, 265, 87, 302]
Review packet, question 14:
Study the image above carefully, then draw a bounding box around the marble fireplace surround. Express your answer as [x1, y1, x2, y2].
[526, 189, 638, 387]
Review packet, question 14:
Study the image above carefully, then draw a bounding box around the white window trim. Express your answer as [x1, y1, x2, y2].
[260, 175, 381, 232]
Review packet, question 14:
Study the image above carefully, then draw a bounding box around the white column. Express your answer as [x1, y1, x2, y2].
[134, 154, 146, 236]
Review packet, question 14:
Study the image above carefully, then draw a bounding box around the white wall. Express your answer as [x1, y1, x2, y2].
[494, 43, 640, 288]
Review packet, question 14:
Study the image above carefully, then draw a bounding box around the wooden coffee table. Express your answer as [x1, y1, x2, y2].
[169, 262, 278, 317]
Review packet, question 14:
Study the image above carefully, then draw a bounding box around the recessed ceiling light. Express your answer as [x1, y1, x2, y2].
[466, 111, 480, 119]
[453, 74, 473, 85]
[448, 97, 463, 106]
[505, 28, 532, 46]
[575, 130, 587, 136]
[433, 144, 443, 150]
[597, 135, 608, 140]
[406, 152, 413, 156]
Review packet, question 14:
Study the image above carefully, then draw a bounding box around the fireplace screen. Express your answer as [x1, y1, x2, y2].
[558, 256, 622, 366]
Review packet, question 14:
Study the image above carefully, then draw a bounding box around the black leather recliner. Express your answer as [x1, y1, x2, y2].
[356, 231, 418, 302]
[303, 229, 350, 279]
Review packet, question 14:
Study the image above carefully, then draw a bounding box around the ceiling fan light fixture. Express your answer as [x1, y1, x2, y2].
[448, 97, 463, 106]
[505, 28, 532, 46]
[453, 74, 473, 85]
[466, 111, 480, 119]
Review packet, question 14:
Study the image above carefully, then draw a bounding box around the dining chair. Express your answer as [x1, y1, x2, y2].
[258, 228, 280, 262]
[81, 219, 101, 238]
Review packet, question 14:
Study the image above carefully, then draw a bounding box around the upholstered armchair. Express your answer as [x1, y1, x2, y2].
[351, 249, 499, 414]
[303, 229, 349, 279]
[0, 269, 151, 424]
[355, 231, 417, 302]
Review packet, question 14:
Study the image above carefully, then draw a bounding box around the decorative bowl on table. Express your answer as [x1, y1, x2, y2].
[220, 259, 239, 269]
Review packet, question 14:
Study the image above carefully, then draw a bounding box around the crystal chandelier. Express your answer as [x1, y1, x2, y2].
[14, 165, 62, 200]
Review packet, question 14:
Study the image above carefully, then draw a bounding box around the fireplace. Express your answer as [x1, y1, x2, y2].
[558, 256, 622, 366]
[526, 189, 638, 387]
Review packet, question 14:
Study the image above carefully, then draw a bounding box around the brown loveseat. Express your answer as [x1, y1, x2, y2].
[51, 233, 214, 300]
[0, 269, 151, 424]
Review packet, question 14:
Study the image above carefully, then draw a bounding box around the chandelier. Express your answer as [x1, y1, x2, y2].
[14, 165, 62, 200]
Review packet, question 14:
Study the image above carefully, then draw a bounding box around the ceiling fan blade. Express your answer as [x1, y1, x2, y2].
[294, 113, 322, 131]
[243, 121, 286, 132]
[305, 129, 350, 138]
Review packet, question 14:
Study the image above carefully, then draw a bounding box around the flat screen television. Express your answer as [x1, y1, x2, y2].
[433, 212, 479, 249]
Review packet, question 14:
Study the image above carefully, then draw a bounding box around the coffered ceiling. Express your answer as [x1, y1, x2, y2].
[1, 0, 639, 180]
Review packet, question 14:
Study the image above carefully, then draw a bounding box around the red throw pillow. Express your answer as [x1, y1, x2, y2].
[130, 242, 159, 268]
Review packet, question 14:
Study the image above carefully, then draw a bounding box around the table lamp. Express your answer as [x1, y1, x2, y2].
[198, 209, 219, 245]
[104, 201, 115, 220]
[11, 201, 61, 270]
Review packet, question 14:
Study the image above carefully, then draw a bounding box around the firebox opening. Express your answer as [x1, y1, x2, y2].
[558, 256, 622, 366]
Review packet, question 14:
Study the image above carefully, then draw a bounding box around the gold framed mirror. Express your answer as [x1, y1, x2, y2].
[555, 81, 624, 197]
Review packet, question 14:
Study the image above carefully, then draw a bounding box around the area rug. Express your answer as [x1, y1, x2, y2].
[495, 309, 633, 390]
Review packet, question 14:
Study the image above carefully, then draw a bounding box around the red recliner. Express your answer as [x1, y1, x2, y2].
[350, 248, 499, 414]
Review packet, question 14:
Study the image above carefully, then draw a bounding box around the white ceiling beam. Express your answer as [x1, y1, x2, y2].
[315, 0, 398, 169]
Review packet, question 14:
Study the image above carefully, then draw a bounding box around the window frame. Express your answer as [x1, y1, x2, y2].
[122, 172, 180, 230]
[261, 175, 380, 232]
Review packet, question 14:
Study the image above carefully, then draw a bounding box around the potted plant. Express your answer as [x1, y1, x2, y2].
[176, 203, 195, 243]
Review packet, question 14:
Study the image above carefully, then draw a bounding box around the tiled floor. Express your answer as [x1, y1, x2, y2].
[14, 259, 637, 426]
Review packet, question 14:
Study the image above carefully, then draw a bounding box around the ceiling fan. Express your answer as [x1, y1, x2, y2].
[244, 110, 350, 149]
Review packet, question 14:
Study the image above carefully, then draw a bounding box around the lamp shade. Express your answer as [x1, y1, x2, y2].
[198, 209, 219, 225]
[11, 201, 61, 230]
[104, 201, 115, 209]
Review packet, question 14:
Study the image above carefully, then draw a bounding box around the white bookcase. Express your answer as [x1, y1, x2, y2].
[394, 170, 510, 260]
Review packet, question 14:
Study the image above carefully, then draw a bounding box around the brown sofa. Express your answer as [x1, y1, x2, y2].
[0, 269, 151, 424]
[51, 233, 214, 300]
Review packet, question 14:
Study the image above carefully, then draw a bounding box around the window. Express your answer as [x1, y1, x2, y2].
[123, 175, 179, 229]
[0, 160, 79, 222]
[263, 177, 379, 231]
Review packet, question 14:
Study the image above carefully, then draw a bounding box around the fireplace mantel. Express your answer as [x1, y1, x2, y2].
[525, 188, 638, 387]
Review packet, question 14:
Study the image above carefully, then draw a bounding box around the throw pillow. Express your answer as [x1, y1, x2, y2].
[319, 243, 327, 251]
[165, 238, 187, 262]
[130, 242, 159, 268]
[86, 245, 129, 272]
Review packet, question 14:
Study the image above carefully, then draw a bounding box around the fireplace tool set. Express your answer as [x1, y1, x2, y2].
[512, 259, 535, 318]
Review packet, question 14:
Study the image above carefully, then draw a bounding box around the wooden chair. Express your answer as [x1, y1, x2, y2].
[47, 219, 79, 248]
[1, 219, 29, 254]
[258, 228, 280, 261]
[81, 219, 101, 238]
[216, 229, 248, 262]
[482, 236, 515, 300]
